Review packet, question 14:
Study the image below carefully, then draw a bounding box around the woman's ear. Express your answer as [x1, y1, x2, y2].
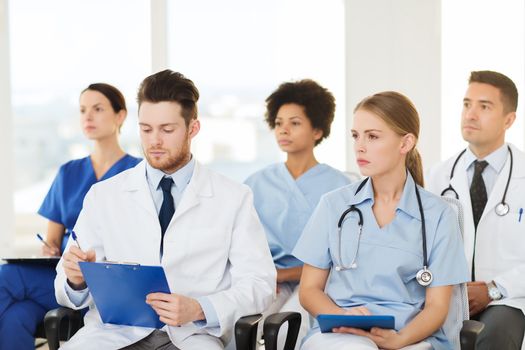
[116, 110, 127, 132]
[400, 134, 416, 155]
[313, 128, 323, 142]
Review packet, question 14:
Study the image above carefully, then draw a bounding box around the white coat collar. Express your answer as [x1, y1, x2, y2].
[121, 160, 214, 221]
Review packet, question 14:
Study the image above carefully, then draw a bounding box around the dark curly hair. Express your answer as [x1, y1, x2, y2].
[265, 79, 335, 146]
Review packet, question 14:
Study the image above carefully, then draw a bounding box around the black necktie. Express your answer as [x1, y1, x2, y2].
[470, 160, 489, 230]
[159, 177, 174, 256]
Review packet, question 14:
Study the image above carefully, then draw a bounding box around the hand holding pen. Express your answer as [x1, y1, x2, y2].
[36, 233, 60, 257]
[62, 230, 96, 290]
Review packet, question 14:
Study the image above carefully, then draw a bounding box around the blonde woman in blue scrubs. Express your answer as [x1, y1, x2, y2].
[293, 92, 469, 349]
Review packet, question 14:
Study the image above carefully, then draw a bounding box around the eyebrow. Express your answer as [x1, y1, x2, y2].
[80, 102, 103, 108]
[463, 98, 495, 105]
[138, 122, 178, 127]
[351, 129, 383, 133]
[276, 116, 303, 121]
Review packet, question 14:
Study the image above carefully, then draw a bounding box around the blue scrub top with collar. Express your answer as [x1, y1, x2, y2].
[245, 163, 351, 269]
[38, 154, 141, 252]
[293, 173, 469, 350]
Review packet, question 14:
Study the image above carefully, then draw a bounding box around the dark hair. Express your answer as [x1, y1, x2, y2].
[82, 83, 126, 113]
[265, 79, 336, 146]
[354, 91, 424, 187]
[137, 69, 199, 126]
[469, 70, 518, 113]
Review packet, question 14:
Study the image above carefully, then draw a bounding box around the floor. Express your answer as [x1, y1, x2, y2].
[35, 339, 51, 350]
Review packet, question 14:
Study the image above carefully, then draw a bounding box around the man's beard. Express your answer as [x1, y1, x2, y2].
[144, 135, 191, 173]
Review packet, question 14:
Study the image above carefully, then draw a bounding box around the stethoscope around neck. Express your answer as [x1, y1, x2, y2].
[335, 177, 433, 287]
[440, 145, 513, 216]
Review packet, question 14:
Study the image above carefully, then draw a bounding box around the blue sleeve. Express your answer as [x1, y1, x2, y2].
[38, 166, 65, 225]
[194, 296, 220, 330]
[65, 281, 89, 306]
[292, 196, 332, 269]
[428, 205, 470, 287]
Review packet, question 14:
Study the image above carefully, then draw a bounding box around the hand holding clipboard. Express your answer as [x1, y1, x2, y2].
[80, 262, 206, 328]
[146, 292, 206, 327]
[80, 262, 171, 328]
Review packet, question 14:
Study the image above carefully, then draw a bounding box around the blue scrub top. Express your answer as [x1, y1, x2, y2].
[245, 163, 351, 269]
[293, 173, 469, 349]
[38, 154, 141, 252]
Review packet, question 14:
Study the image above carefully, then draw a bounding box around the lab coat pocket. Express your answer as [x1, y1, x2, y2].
[498, 209, 524, 261]
[182, 228, 230, 280]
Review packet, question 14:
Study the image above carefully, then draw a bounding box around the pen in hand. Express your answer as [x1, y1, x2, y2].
[36, 233, 59, 256]
[71, 230, 82, 250]
[36, 233, 52, 249]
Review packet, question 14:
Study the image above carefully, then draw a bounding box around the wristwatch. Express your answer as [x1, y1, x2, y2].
[487, 281, 503, 301]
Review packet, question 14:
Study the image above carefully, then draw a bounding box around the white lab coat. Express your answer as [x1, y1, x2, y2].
[426, 143, 525, 348]
[54, 160, 276, 350]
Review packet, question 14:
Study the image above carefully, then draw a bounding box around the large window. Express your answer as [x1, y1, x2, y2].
[441, 0, 525, 160]
[8, 0, 346, 251]
[167, 0, 346, 182]
[9, 0, 150, 215]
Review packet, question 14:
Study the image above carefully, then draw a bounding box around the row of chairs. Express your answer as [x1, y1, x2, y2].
[37, 306, 483, 350]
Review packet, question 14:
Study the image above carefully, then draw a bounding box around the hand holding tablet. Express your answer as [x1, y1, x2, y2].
[317, 314, 395, 333]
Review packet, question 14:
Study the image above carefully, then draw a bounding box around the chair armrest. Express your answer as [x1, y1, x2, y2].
[44, 307, 83, 350]
[235, 314, 262, 350]
[263, 312, 302, 350]
[460, 319, 484, 350]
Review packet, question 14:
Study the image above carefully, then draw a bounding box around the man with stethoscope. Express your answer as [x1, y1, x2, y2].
[426, 70, 525, 349]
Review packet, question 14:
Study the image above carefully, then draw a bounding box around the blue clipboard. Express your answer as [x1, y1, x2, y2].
[79, 262, 170, 328]
[317, 314, 395, 332]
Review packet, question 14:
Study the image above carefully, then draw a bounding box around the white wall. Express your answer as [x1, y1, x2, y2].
[151, 0, 167, 73]
[344, 0, 442, 174]
[0, 0, 15, 255]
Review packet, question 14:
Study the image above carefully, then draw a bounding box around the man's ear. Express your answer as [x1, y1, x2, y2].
[504, 111, 516, 131]
[188, 119, 200, 139]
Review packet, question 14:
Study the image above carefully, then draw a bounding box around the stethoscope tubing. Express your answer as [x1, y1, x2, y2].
[441, 146, 513, 216]
[336, 176, 432, 286]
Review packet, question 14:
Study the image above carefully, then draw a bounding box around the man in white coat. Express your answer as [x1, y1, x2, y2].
[426, 70, 525, 349]
[54, 70, 276, 350]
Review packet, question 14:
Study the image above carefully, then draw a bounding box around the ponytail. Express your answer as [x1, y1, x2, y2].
[406, 148, 424, 187]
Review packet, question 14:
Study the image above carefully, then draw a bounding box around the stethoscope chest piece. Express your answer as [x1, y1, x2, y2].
[416, 267, 433, 287]
[495, 202, 510, 216]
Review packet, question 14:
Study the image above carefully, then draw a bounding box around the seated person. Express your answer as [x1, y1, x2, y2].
[245, 79, 351, 348]
[54, 70, 276, 350]
[293, 91, 469, 349]
[426, 70, 525, 349]
[0, 83, 140, 350]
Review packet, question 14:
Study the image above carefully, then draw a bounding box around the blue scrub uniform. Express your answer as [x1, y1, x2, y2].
[293, 174, 469, 350]
[245, 163, 351, 269]
[0, 154, 141, 350]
